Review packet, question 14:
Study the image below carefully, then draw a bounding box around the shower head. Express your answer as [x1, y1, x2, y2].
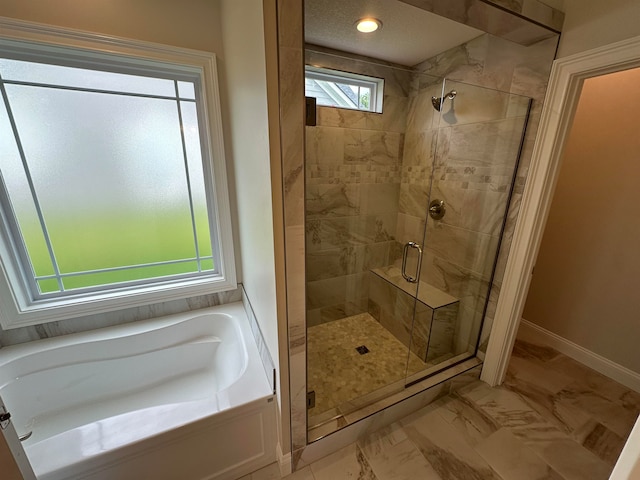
[431, 90, 457, 112]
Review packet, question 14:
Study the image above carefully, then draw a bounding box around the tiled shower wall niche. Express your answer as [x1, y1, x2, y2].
[305, 48, 415, 327]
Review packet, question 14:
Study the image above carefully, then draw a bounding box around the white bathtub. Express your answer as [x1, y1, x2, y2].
[0, 301, 276, 480]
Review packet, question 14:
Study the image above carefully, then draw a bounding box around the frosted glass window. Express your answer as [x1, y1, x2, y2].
[177, 81, 196, 100]
[0, 58, 177, 97]
[0, 57, 217, 296]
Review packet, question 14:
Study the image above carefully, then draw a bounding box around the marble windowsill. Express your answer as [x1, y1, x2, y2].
[371, 266, 458, 310]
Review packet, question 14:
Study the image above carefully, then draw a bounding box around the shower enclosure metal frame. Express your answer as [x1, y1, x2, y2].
[296, 0, 562, 452]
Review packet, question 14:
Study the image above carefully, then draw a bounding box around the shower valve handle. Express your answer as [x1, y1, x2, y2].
[429, 199, 446, 220]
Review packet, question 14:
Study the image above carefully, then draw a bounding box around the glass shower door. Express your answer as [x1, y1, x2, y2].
[304, 54, 436, 436]
[404, 78, 532, 384]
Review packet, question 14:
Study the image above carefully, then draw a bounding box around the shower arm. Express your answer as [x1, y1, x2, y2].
[431, 89, 457, 112]
[401, 241, 423, 284]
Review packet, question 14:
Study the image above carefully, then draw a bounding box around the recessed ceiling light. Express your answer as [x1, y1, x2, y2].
[356, 18, 382, 33]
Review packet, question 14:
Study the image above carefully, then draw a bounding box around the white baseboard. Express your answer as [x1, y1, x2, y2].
[276, 443, 292, 477]
[518, 319, 640, 393]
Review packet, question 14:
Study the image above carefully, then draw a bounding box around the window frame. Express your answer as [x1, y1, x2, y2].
[304, 65, 384, 113]
[0, 18, 236, 330]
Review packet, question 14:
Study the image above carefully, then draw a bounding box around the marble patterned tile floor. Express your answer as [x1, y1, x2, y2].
[243, 340, 640, 480]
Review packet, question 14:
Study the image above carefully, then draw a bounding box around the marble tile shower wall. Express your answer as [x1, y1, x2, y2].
[304, 49, 414, 327]
[393, 80, 439, 264]
[385, 55, 532, 359]
[486, 0, 564, 31]
[411, 32, 558, 355]
[400, 75, 531, 357]
[304, 32, 556, 356]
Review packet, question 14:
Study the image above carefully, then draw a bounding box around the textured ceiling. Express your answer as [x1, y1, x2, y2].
[304, 0, 484, 67]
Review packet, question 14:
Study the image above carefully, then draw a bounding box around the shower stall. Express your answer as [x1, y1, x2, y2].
[305, 47, 531, 437]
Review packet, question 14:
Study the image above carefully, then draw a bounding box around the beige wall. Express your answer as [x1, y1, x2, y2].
[558, 0, 640, 58]
[219, 0, 285, 446]
[219, 0, 278, 380]
[523, 67, 640, 373]
[0, 0, 224, 53]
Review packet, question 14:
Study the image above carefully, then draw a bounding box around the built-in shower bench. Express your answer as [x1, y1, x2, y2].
[370, 266, 458, 309]
[368, 265, 460, 363]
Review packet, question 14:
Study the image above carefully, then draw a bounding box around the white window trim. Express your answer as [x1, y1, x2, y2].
[305, 65, 384, 113]
[0, 17, 236, 330]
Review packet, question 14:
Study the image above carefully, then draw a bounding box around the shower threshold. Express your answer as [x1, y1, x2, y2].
[308, 355, 481, 442]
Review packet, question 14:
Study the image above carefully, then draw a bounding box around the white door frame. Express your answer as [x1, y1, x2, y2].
[480, 34, 640, 386]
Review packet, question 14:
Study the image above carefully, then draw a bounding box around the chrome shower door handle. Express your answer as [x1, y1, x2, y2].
[401, 243, 414, 282]
[401, 241, 423, 283]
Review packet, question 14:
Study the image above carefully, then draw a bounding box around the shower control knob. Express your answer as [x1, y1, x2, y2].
[429, 199, 446, 220]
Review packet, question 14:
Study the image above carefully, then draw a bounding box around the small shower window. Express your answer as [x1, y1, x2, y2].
[0, 23, 236, 330]
[305, 66, 384, 113]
